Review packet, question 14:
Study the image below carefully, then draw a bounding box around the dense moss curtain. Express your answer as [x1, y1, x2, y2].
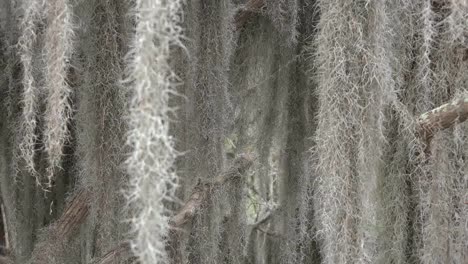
[0, 0, 466, 263]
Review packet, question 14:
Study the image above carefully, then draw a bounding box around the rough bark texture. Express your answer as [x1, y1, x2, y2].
[418, 98, 468, 141]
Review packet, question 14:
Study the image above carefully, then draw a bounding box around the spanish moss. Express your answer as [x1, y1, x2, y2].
[0, 1, 467, 263]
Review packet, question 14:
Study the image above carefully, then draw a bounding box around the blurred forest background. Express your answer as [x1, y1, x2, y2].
[0, 0, 467, 263]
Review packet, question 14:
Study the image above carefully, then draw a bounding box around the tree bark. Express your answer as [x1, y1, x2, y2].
[418, 97, 468, 141]
[54, 189, 90, 238]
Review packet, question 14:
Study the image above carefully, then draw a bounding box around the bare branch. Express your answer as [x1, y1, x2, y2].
[169, 153, 255, 228]
[54, 189, 90, 238]
[418, 97, 468, 140]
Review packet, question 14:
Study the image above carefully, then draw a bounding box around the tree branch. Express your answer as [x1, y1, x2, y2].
[91, 154, 254, 264]
[169, 153, 254, 228]
[28, 189, 91, 263]
[92, 242, 134, 264]
[418, 97, 468, 140]
[54, 189, 90, 238]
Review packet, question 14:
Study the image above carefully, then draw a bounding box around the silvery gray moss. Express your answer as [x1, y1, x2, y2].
[0, 0, 466, 263]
